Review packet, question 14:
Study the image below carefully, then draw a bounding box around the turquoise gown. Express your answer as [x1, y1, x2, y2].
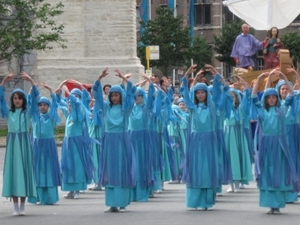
[88, 119, 102, 186]
[0, 86, 38, 198]
[157, 89, 176, 183]
[60, 95, 94, 192]
[224, 89, 253, 185]
[252, 89, 298, 209]
[28, 93, 61, 205]
[93, 80, 135, 208]
[148, 90, 164, 191]
[281, 97, 299, 203]
[167, 104, 189, 181]
[129, 86, 154, 202]
[181, 76, 221, 209]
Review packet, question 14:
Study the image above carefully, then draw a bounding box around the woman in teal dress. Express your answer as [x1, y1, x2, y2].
[167, 103, 189, 183]
[252, 72, 298, 214]
[181, 65, 224, 210]
[275, 78, 299, 203]
[0, 72, 38, 216]
[224, 88, 253, 193]
[129, 79, 155, 202]
[88, 108, 103, 191]
[93, 68, 136, 212]
[58, 82, 94, 200]
[28, 82, 61, 205]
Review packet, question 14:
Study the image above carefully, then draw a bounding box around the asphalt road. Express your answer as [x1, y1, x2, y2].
[0, 147, 299, 225]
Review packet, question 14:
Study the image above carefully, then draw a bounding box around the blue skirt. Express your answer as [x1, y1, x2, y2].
[2, 132, 37, 198]
[99, 132, 135, 187]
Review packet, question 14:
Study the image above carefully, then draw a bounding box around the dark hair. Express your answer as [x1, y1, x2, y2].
[10, 91, 27, 112]
[264, 95, 278, 111]
[108, 92, 122, 107]
[103, 84, 111, 92]
[232, 92, 240, 108]
[194, 90, 207, 106]
[268, 27, 279, 38]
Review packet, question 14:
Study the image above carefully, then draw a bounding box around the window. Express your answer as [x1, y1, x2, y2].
[160, 0, 168, 5]
[194, 3, 211, 26]
[223, 6, 240, 22]
[136, 0, 141, 5]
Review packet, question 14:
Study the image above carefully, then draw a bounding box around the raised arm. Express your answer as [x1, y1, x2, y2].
[252, 72, 269, 96]
[92, 67, 109, 126]
[0, 73, 15, 118]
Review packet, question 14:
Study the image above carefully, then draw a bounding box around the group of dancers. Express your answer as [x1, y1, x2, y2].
[1, 64, 300, 216]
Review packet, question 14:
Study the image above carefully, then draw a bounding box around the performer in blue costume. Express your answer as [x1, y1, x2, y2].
[211, 74, 233, 196]
[272, 71, 300, 203]
[231, 24, 263, 69]
[148, 86, 164, 194]
[286, 67, 300, 199]
[93, 68, 136, 213]
[167, 103, 189, 184]
[0, 72, 38, 216]
[129, 74, 155, 202]
[251, 72, 298, 214]
[57, 80, 94, 200]
[224, 86, 253, 193]
[88, 106, 103, 191]
[181, 65, 224, 210]
[28, 82, 61, 205]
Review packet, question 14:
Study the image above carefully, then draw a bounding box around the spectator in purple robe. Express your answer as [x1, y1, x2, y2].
[231, 24, 263, 70]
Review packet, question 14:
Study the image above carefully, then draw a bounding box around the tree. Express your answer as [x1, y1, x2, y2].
[281, 31, 300, 70]
[138, 7, 191, 75]
[0, 0, 66, 62]
[187, 36, 212, 70]
[213, 20, 244, 67]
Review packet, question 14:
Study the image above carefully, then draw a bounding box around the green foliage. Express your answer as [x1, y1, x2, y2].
[187, 36, 212, 70]
[213, 20, 244, 66]
[281, 31, 300, 69]
[138, 7, 191, 75]
[0, 0, 66, 61]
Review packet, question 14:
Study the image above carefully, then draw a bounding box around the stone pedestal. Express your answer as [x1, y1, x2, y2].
[37, 0, 144, 93]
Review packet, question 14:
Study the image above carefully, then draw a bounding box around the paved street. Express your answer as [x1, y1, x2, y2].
[0, 147, 299, 225]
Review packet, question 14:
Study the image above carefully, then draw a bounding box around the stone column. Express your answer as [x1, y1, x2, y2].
[37, 0, 144, 92]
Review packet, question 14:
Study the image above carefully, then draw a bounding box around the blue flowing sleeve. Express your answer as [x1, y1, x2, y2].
[0, 86, 9, 118]
[49, 93, 61, 125]
[213, 74, 232, 118]
[283, 94, 294, 107]
[165, 88, 175, 123]
[124, 81, 135, 112]
[29, 85, 40, 123]
[250, 94, 264, 120]
[241, 88, 251, 116]
[92, 80, 105, 127]
[153, 90, 163, 117]
[82, 88, 91, 110]
[180, 77, 195, 109]
[146, 83, 155, 110]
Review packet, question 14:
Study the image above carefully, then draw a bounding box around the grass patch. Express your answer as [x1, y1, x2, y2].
[0, 126, 65, 140]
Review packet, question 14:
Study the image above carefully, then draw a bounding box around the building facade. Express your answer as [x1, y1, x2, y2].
[137, 0, 300, 75]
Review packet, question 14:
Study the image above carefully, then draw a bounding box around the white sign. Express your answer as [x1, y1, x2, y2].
[150, 46, 160, 60]
[145, 69, 152, 77]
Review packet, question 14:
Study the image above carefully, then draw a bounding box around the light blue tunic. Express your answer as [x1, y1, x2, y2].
[93, 80, 135, 208]
[0, 86, 38, 198]
[60, 95, 94, 192]
[252, 93, 297, 208]
[181, 77, 221, 209]
[28, 93, 61, 205]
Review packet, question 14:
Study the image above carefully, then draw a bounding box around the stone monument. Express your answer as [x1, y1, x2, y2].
[37, 0, 144, 92]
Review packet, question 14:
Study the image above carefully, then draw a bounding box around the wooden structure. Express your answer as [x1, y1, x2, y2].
[238, 49, 295, 91]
